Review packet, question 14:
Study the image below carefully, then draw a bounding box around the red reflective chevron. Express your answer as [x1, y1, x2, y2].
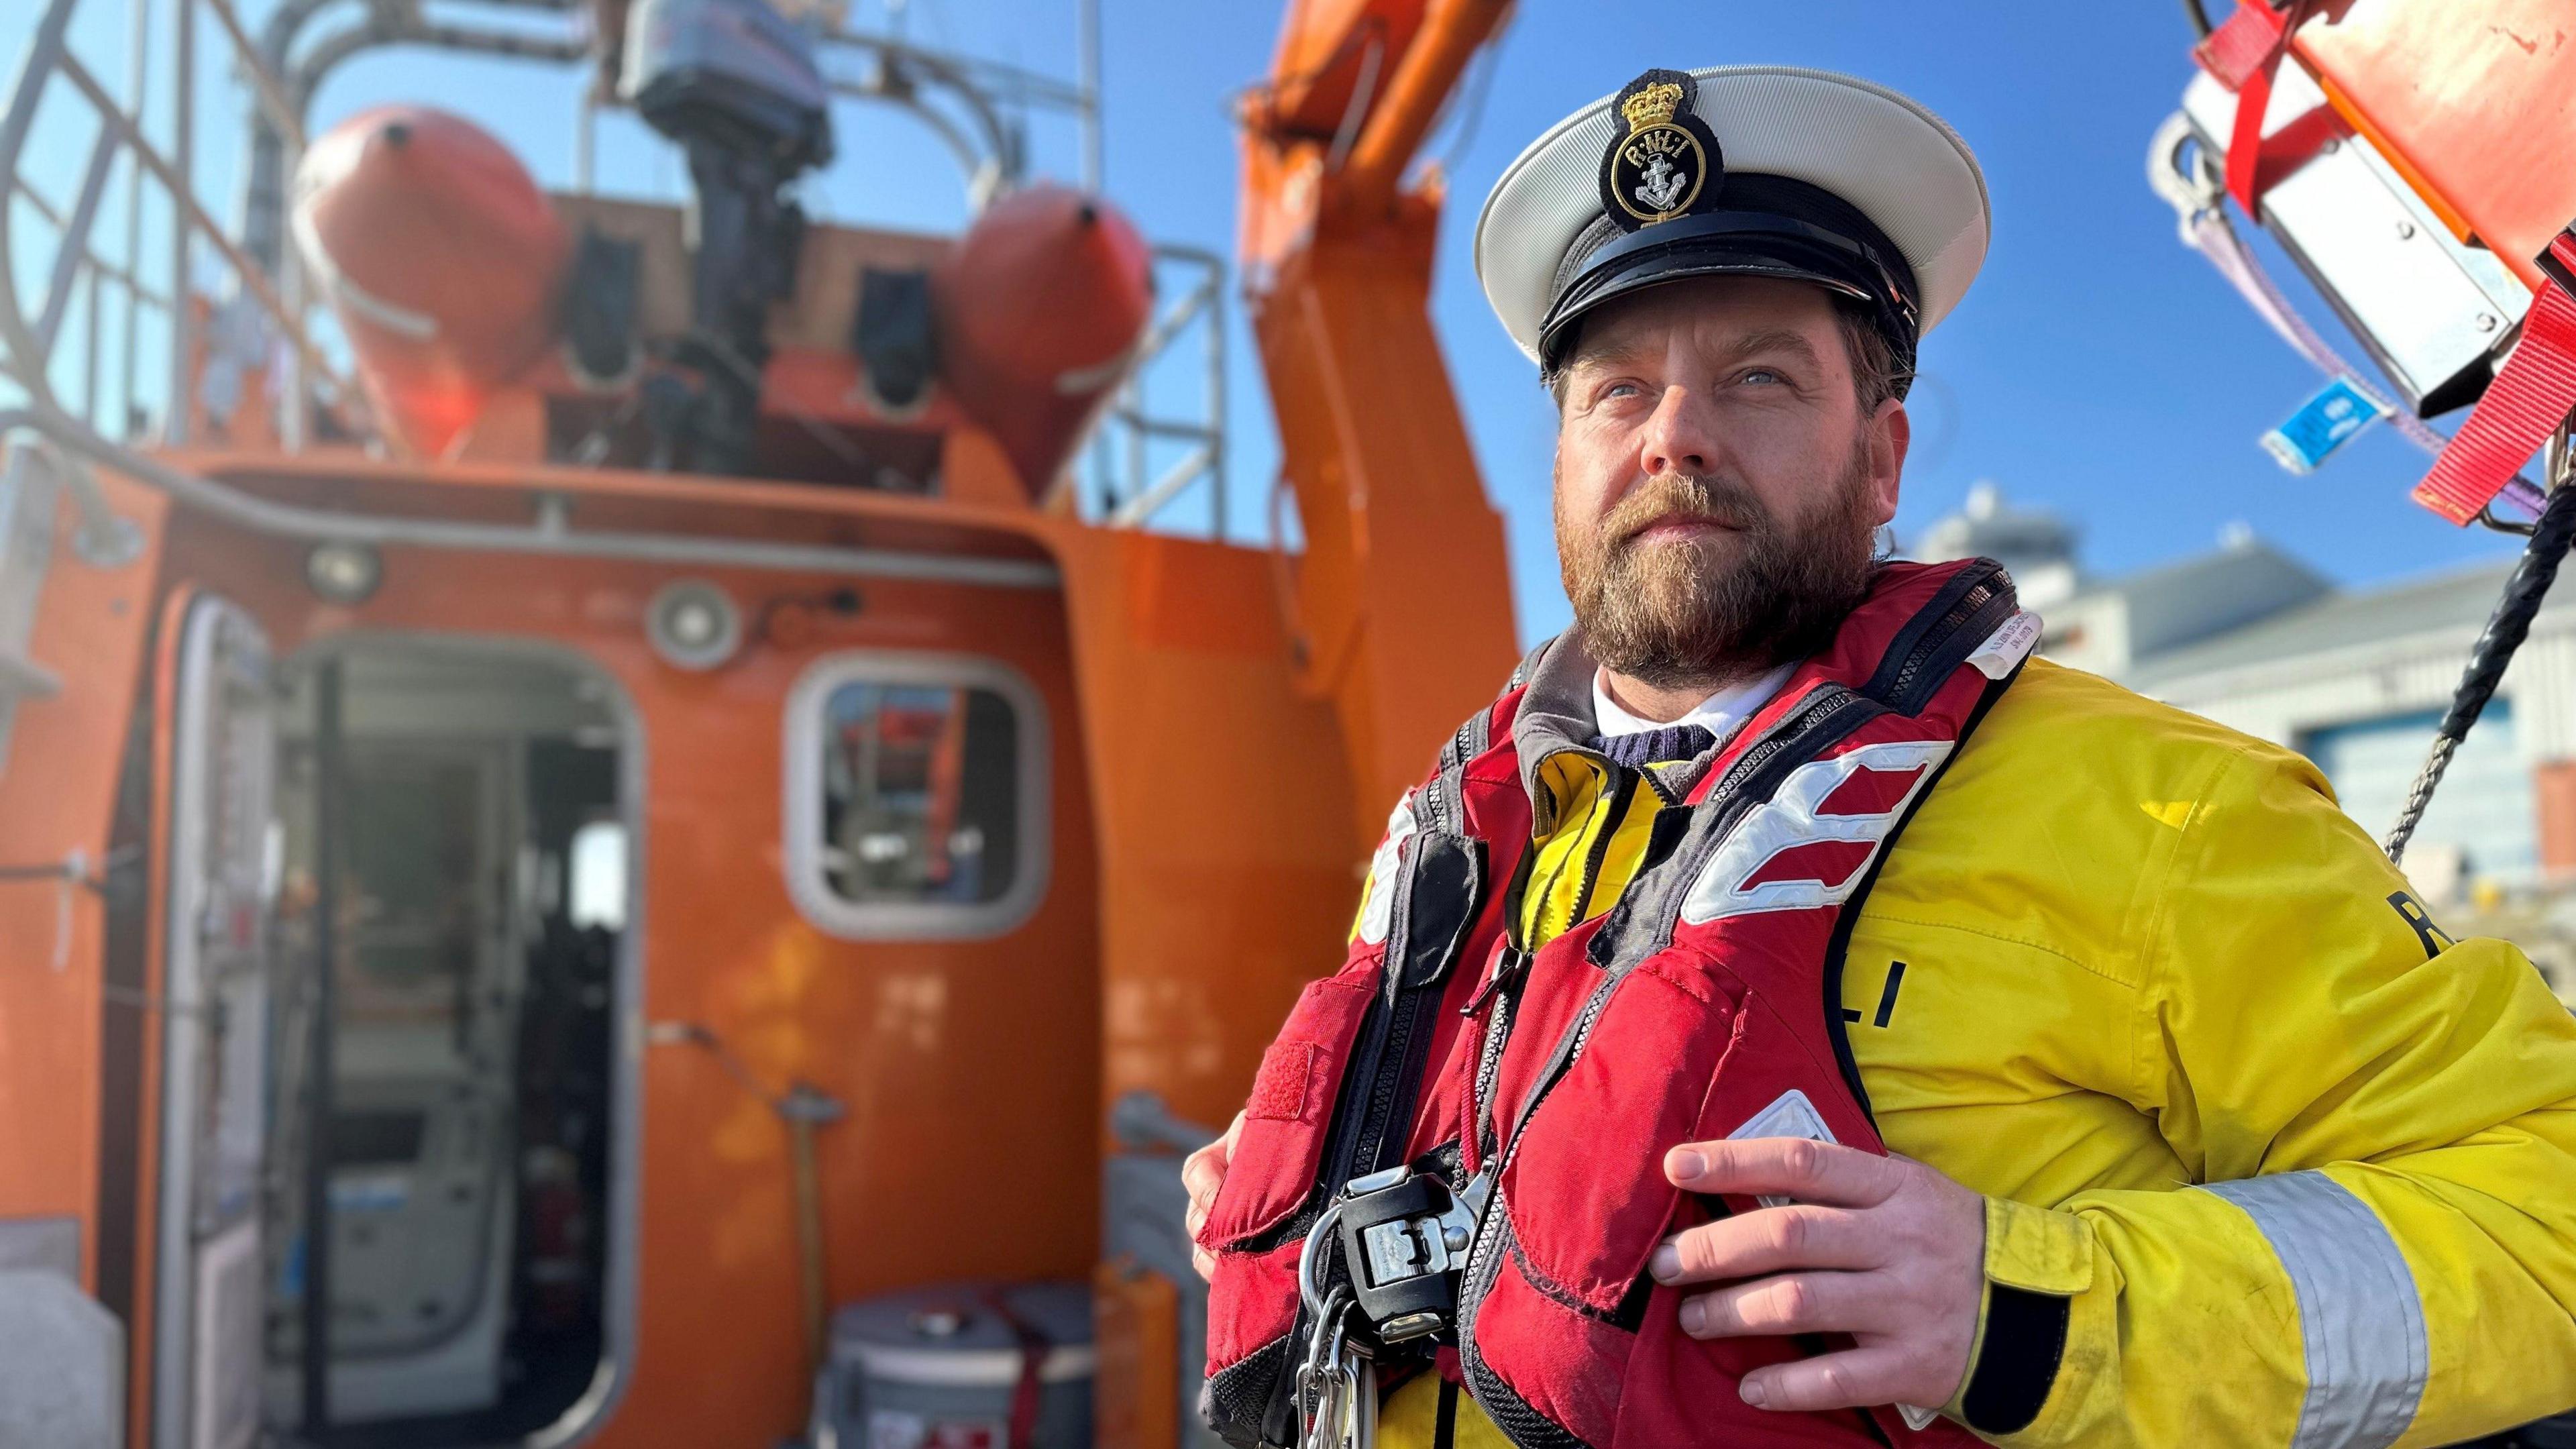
[1733, 839, 1880, 894]
[1816, 762, 1932, 818]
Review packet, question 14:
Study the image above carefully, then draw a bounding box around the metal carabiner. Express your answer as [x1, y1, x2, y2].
[1296, 1283, 1353, 1448]
[1346, 1358, 1379, 1449]
[1299, 1360, 1340, 1449]
[1298, 1201, 1346, 1319]
[1303, 1330, 1375, 1449]
[1297, 1199, 1393, 1449]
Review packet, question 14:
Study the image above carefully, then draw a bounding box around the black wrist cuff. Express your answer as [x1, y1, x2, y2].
[1958, 1283, 2070, 1436]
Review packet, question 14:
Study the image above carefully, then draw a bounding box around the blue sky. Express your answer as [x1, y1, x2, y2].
[6, 0, 2524, 645]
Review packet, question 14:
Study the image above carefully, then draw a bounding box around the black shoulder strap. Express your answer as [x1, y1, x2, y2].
[1420, 655, 1521, 835]
[1316, 652, 1534, 1202]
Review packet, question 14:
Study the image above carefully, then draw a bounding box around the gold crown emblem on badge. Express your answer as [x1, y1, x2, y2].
[1620, 81, 1684, 132]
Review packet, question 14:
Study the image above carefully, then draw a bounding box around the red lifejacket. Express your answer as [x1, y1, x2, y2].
[1197, 559, 2039, 1449]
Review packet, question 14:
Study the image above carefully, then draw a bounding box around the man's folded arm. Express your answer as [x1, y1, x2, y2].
[1947, 744, 2576, 1448]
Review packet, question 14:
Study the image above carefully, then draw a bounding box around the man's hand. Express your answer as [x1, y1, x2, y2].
[1652, 1136, 1985, 1414]
[1182, 1111, 1247, 1282]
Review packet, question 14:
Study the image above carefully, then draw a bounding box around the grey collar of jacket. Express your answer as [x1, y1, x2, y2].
[1511, 630, 1794, 826]
[1511, 632, 1604, 835]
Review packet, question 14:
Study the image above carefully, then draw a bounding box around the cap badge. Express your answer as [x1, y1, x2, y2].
[1600, 68, 1723, 231]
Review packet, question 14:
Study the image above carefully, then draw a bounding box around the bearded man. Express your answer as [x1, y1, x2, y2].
[1185, 65, 2576, 1449]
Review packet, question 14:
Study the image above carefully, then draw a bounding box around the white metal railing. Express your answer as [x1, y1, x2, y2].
[1093, 244, 1230, 539]
[0, 0, 1225, 583]
[0, 0, 399, 454]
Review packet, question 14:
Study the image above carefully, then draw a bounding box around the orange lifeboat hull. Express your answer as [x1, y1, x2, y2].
[294, 105, 570, 458]
[936, 184, 1154, 500]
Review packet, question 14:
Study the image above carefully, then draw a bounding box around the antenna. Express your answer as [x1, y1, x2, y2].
[1078, 0, 1102, 190]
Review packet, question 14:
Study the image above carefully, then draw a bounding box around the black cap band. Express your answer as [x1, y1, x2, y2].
[1536, 172, 1924, 390]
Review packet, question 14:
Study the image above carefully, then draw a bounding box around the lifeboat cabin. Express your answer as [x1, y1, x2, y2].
[0, 0, 1523, 1442]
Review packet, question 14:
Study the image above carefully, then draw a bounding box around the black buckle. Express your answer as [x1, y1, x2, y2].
[1332, 1167, 1486, 1344]
[2536, 223, 2576, 300]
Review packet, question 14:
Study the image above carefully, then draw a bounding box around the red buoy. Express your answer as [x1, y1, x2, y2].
[294, 106, 570, 458]
[935, 184, 1154, 500]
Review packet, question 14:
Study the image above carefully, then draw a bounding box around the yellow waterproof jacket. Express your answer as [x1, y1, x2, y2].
[1385, 655, 2576, 1448]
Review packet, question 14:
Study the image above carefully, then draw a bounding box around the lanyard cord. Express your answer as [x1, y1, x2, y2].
[2386, 425, 2576, 864]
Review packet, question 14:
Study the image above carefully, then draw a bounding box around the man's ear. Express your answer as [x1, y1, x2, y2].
[1866, 398, 1909, 528]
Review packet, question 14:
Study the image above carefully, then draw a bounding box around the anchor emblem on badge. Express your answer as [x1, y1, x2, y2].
[1599, 68, 1724, 230]
[1635, 152, 1690, 213]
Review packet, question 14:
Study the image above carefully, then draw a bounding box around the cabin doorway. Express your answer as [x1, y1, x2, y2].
[256, 637, 634, 1448]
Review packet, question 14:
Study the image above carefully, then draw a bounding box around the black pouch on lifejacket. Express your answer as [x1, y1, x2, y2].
[1199, 714, 1510, 1448]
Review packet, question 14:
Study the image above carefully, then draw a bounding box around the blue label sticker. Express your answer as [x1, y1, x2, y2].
[2261, 375, 2387, 475]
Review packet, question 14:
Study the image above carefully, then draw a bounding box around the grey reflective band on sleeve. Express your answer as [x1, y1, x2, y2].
[2200, 1171, 2428, 1449]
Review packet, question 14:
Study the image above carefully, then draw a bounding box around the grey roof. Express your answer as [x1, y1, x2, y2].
[2070, 540, 2328, 608]
[1918, 510, 2075, 565]
[2129, 555, 2555, 687]
[2051, 541, 2331, 663]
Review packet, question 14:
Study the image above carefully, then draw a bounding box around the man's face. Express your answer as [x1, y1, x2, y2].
[1552, 275, 1908, 687]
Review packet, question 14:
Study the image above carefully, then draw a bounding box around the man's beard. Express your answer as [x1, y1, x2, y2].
[1558, 443, 1881, 690]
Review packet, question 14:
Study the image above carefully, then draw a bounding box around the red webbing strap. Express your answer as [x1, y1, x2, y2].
[2200, 0, 2330, 215]
[980, 1291, 1051, 1449]
[2194, 1, 2284, 88]
[2414, 231, 2576, 525]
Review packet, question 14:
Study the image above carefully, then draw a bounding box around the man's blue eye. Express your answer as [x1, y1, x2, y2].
[1603, 382, 1642, 399]
[1741, 368, 1783, 386]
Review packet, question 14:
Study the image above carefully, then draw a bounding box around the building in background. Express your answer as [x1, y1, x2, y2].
[1917, 485, 2576, 990]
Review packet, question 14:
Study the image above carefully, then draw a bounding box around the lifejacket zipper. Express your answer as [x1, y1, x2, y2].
[1560, 767, 1639, 932]
[1345, 981, 1432, 1182]
[1693, 686, 1866, 820]
[1452, 683, 1871, 1411]
[1326, 751, 1481, 1199]
[1884, 580, 1995, 703]
[1475, 684, 1867, 1179]
[1465, 947, 1526, 1163]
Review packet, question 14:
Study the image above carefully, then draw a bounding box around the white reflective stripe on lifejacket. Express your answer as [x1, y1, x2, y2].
[1679, 737, 1952, 922]
[1356, 790, 1420, 947]
[2199, 1172, 2429, 1449]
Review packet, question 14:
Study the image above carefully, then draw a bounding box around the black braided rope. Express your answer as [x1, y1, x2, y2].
[2385, 482, 2576, 863]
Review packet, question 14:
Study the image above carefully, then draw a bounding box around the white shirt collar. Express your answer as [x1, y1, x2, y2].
[1590, 660, 1798, 741]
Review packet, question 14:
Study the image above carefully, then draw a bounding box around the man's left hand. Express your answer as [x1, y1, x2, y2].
[1652, 1136, 1986, 1414]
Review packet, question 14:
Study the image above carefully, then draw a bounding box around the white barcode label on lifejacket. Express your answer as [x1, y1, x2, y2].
[1727, 1089, 1837, 1209]
[1965, 608, 2043, 680]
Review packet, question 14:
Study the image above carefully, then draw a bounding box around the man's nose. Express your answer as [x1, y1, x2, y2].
[1638, 386, 1717, 476]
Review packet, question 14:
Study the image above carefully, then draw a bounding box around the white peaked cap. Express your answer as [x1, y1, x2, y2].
[1474, 65, 1990, 367]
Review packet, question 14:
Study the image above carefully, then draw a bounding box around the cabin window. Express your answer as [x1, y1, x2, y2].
[785, 653, 1051, 939]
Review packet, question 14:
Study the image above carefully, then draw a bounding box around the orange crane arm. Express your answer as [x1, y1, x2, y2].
[1239, 0, 1521, 847]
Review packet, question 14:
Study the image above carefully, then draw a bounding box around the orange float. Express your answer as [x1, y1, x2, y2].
[292, 105, 571, 458]
[935, 184, 1155, 499]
